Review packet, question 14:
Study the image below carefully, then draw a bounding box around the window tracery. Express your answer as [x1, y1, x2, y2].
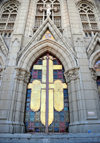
[34, 0, 61, 32]
[78, 2, 99, 37]
[0, 2, 19, 37]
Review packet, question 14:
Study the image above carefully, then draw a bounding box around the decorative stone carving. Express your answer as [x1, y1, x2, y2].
[0, 35, 8, 56]
[64, 67, 80, 83]
[16, 68, 30, 83]
[90, 68, 97, 81]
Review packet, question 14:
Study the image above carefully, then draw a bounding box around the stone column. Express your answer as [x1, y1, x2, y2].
[65, 67, 100, 133]
[0, 67, 16, 133]
[0, 67, 30, 133]
[95, 0, 100, 24]
[0, 0, 30, 133]
[25, 0, 36, 37]
[66, 0, 100, 133]
[10, 68, 30, 133]
[90, 68, 100, 116]
[65, 68, 86, 132]
[60, 0, 71, 39]
[8, 0, 30, 66]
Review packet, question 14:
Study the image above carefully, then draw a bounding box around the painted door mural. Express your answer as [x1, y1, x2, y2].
[25, 53, 69, 133]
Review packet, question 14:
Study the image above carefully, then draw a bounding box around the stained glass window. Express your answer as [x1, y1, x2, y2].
[29, 70, 42, 83]
[53, 59, 61, 65]
[25, 53, 69, 133]
[53, 70, 65, 82]
[35, 59, 42, 65]
[94, 59, 100, 72]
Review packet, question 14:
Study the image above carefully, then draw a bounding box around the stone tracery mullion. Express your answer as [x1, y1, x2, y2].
[78, 2, 98, 37]
[0, 2, 19, 37]
[35, 0, 61, 31]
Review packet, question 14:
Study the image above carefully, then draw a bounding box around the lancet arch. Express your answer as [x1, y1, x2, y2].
[18, 39, 77, 72]
[24, 52, 70, 133]
[17, 39, 77, 133]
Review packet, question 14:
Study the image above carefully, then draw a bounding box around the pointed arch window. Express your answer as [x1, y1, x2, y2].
[0, 1, 19, 37]
[78, 2, 99, 37]
[34, 0, 61, 32]
[25, 53, 69, 133]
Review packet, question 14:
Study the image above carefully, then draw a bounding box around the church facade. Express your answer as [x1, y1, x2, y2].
[0, 0, 100, 134]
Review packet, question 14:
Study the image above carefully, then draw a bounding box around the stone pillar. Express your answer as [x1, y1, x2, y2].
[0, 67, 16, 133]
[0, 0, 30, 133]
[66, 0, 100, 133]
[25, 0, 36, 37]
[65, 68, 86, 132]
[90, 68, 100, 116]
[95, 0, 100, 24]
[8, 0, 30, 66]
[14, 0, 30, 35]
[10, 68, 30, 133]
[61, 0, 71, 39]
[65, 67, 100, 133]
[0, 67, 30, 133]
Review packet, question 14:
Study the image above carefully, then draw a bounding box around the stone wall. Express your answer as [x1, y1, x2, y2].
[0, 0, 100, 133]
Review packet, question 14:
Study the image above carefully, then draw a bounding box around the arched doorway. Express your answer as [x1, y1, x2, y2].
[24, 53, 69, 133]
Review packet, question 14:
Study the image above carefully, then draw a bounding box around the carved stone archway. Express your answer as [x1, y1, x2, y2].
[14, 40, 79, 133]
[18, 39, 77, 72]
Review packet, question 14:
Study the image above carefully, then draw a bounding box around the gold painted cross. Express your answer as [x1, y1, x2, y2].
[28, 56, 67, 126]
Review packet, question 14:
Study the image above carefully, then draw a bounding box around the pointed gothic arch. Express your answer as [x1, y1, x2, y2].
[18, 39, 77, 72]
[24, 52, 70, 133]
[15, 40, 78, 133]
[77, 0, 99, 37]
[0, 0, 20, 37]
[88, 35, 100, 69]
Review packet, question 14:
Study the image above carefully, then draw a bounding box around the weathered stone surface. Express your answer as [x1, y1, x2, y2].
[0, 0, 100, 134]
[0, 134, 100, 143]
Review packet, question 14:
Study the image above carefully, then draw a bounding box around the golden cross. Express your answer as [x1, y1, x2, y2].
[28, 56, 67, 126]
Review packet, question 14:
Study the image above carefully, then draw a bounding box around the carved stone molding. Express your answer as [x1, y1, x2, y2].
[64, 67, 80, 83]
[0, 35, 8, 56]
[90, 68, 97, 81]
[16, 68, 30, 83]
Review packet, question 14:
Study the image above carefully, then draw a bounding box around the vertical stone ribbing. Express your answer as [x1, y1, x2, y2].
[25, 0, 36, 37]
[66, 0, 100, 133]
[14, 0, 30, 35]
[0, 0, 30, 133]
[61, 0, 71, 39]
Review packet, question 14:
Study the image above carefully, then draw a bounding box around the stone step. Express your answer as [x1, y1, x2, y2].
[0, 133, 100, 143]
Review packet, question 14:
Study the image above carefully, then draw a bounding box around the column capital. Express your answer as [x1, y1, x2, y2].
[16, 68, 30, 83]
[89, 68, 97, 81]
[64, 67, 80, 83]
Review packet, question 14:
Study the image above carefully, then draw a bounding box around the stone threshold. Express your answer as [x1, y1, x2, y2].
[0, 133, 100, 143]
